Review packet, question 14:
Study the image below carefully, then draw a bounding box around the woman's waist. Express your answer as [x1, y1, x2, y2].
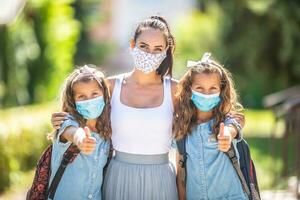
[113, 150, 169, 164]
[112, 139, 172, 155]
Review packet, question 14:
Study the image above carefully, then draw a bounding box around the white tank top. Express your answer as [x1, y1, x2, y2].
[110, 74, 174, 155]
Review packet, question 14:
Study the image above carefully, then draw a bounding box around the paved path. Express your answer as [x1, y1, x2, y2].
[260, 190, 298, 200]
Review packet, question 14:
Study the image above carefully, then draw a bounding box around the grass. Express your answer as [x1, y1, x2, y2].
[243, 109, 283, 137]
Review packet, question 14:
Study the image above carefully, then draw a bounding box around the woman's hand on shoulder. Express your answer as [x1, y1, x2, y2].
[51, 112, 68, 130]
[228, 111, 245, 128]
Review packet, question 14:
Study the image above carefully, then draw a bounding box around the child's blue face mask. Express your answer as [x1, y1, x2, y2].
[191, 90, 221, 112]
[75, 96, 105, 119]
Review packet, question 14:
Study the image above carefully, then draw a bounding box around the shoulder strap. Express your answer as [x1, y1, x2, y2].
[110, 74, 125, 104]
[163, 76, 173, 107]
[47, 144, 80, 199]
[176, 137, 187, 185]
[176, 137, 187, 167]
[226, 144, 251, 198]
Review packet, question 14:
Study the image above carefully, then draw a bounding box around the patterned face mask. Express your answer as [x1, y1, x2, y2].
[130, 47, 167, 74]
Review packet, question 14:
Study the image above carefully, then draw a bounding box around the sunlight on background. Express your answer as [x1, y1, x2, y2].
[0, 0, 26, 25]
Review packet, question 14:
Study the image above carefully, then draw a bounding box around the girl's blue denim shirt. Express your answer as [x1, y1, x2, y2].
[48, 115, 109, 200]
[185, 118, 248, 200]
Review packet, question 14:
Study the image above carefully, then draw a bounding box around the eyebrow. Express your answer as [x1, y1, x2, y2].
[140, 42, 163, 48]
[194, 85, 219, 88]
[140, 42, 149, 46]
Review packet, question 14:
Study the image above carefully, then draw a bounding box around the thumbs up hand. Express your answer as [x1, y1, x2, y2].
[217, 123, 232, 152]
[74, 127, 96, 154]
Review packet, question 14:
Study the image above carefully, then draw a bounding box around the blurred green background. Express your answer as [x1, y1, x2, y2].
[0, 0, 299, 198]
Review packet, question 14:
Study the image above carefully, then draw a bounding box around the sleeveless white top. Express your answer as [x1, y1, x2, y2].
[110, 74, 174, 155]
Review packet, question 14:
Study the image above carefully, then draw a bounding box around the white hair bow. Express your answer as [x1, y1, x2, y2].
[187, 52, 212, 68]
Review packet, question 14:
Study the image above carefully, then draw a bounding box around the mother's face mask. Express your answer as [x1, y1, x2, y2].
[130, 47, 167, 74]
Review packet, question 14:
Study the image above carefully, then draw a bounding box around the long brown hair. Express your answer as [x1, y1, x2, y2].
[133, 15, 176, 79]
[59, 64, 111, 140]
[173, 54, 243, 140]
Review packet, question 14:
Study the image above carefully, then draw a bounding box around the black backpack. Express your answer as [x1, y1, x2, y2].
[177, 138, 261, 200]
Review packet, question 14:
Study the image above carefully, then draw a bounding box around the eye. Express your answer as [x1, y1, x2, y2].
[209, 87, 220, 94]
[76, 95, 85, 101]
[92, 92, 100, 97]
[154, 48, 163, 52]
[196, 86, 204, 90]
[139, 44, 148, 50]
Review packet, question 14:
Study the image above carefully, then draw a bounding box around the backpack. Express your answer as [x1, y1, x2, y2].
[176, 138, 261, 200]
[26, 144, 80, 200]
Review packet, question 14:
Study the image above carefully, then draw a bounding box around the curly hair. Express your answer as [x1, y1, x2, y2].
[59, 64, 112, 140]
[173, 56, 243, 140]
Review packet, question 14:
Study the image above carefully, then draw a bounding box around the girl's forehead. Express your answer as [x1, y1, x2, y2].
[136, 28, 166, 46]
[192, 72, 221, 85]
[73, 79, 102, 91]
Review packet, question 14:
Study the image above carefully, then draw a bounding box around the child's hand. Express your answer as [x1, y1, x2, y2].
[217, 123, 232, 152]
[74, 127, 96, 154]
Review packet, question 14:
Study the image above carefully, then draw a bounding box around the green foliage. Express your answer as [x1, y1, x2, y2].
[0, 139, 10, 193]
[174, 1, 300, 108]
[0, 0, 80, 107]
[173, 4, 221, 79]
[0, 103, 57, 192]
[72, 0, 116, 66]
[217, 0, 300, 108]
[0, 0, 114, 108]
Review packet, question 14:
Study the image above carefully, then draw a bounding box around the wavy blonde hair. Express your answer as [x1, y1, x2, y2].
[173, 56, 243, 140]
[59, 64, 112, 140]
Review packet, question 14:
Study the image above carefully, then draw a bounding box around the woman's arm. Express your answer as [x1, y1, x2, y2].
[176, 151, 186, 200]
[229, 112, 245, 128]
